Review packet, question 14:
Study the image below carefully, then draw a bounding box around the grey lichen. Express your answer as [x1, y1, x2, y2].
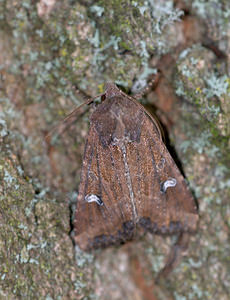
[166, 44, 230, 299]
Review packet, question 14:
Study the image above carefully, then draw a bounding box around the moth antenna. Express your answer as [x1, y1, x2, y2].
[45, 93, 103, 142]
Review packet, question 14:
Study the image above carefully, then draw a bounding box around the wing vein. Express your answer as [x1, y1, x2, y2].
[120, 142, 138, 222]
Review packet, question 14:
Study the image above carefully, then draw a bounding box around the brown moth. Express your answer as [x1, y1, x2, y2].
[73, 82, 198, 278]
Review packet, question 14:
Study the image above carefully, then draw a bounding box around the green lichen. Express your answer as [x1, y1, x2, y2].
[175, 46, 230, 166]
[0, 118, 92, 297]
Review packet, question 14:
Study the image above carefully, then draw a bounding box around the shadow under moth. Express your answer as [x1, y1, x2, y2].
[50, 82, 199, 281]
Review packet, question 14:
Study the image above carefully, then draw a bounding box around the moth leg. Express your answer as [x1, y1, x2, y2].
[132, 71, 160, 99]
[155, 232, 190, 283]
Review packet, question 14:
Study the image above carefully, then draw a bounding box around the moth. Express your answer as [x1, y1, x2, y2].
[71, 83, 198, 278]
[48, 82, 198, 279]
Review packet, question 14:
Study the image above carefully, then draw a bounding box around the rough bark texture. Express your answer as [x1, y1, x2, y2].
[0, 0, 229, 299]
